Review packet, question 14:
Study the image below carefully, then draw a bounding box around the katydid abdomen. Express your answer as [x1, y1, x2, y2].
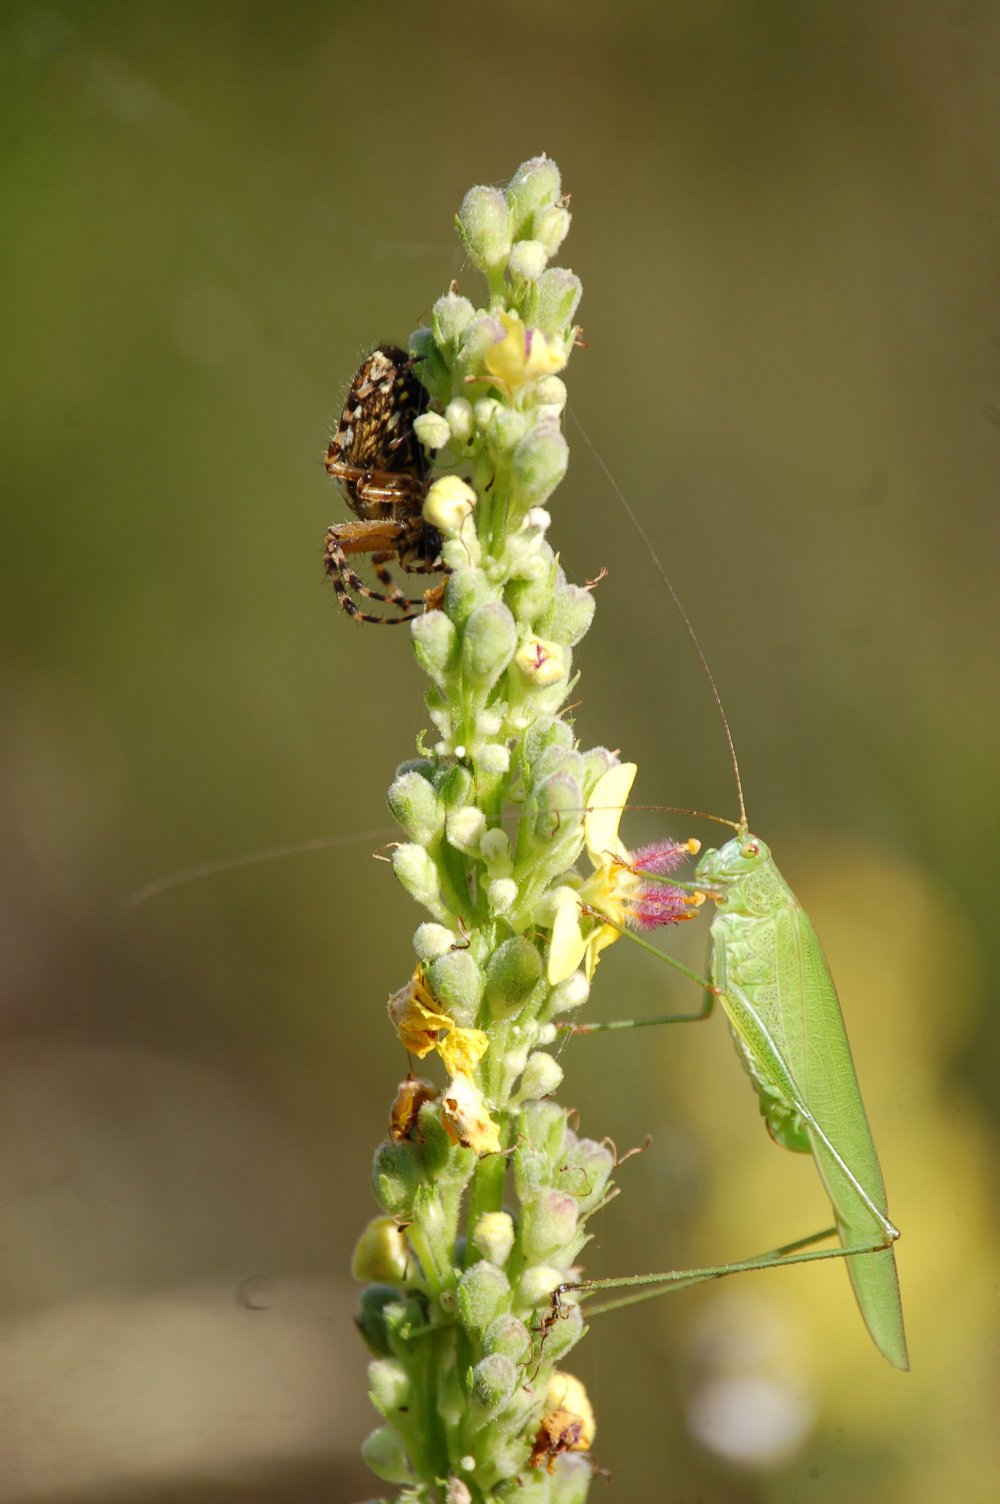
[697, 834, 909, 1371]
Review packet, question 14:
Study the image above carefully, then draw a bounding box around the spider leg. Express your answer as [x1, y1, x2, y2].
[324, 534, 421, 625]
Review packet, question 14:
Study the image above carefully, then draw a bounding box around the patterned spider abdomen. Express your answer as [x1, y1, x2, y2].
[326, 345, 430, 519]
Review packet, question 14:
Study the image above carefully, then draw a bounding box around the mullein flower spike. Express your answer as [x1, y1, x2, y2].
[346, 156, 690, 1502]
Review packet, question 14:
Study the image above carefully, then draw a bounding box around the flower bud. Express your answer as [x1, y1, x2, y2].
[428, 949, 485, 1026]
[507, 155, 562, 237]
[473, 1210, 516, 1265]
[461, 603, 517, 687]
[407, 327, 449, 400]
[387, 770, 444, 845]
[507, 571, 556, 627]
[487, 877, 517, 914]
[532, 204, 572, 256]
[485, 937, 543, 1018]
[445, 566, 495, 626]
[446, 804, 486, 854]
[424, 475, 477, 535]
[512, 421, 569, 507]
[471, 1353, 518, 1416]
[508, 238, 549, 281]
[580, 745, 617, 792]
[473, 395, 501, 430]
[457, 1260, 511, 1335]
[539, 1299, 585, 1364]
[518, 1051, 564, 1102]
[535, 268, 583, 338]
[392, 843, 443, 913]
[489, 407, 528, 452]
[524, 374, 567, 413]
[517, 1263, 564, 1308]
[514, 634, 569, 687]
[445, 1480, 473, 1504]
[559, 1137, 615, 1212]
[355, 1284, 406, 1357]
[456, 185, 512, 271]
[518, 1098, 568, 1161]
[371, 1141, 422, 1218]
[549, 970, 590, 1013]
[352, 1215, 410, 1283]
[483, 1313, 531, 1364]
[445, 396, 474, 443]
[477, 743, 510, 775]
[413, 411, 451, 451]
[361, 1425, 414, 1485]
[411, 608, 458, 684]
[540, 582, 596, 647]
[551, 1454, 592, 1504]
[531, 772, 583, 843]
[412, 921, 459, 962]
[433, 290, 476, 349]
[368, 1357, 411, 1416]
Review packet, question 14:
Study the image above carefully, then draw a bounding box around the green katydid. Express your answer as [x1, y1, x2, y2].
[565, 415, 909, 1370]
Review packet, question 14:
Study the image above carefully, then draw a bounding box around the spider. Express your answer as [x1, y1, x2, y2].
[323, 345, 445, 624]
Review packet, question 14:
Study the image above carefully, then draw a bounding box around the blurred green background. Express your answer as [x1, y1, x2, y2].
[2, 2, 998, 1501]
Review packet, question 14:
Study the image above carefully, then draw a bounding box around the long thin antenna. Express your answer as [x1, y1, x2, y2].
[124, 829, 394, 910]
[570, 409, 747, 828]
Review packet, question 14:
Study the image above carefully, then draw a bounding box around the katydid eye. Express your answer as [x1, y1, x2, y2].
[742, 842, 759, 859]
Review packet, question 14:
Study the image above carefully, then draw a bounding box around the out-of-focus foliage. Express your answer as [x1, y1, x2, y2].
[1, 3, 997, 1502]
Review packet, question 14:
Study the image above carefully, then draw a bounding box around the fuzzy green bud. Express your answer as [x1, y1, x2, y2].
[361, 1425, 414, 1486]
[478, 743, 510, 775]
[371, 1142, 422, 1220]
[407, 327, 450, 401]
[580, 746, 618, 793]
[537, 1297, 585, 1363]
[519, 1099, 568, 1160]
[445, 567, 495, 627]
[539, 581, 596, 647]
[368, 1357, 411, 1416]
[411, 608, 458, 685]
[461, 603, 517, 687]
[522, 715, 575, 768]
[485, 937, 543, 1018]
[524, 374, 567, 413]
[412, 921, 459, 962]
[473, 1211, 516, 1265]
[413, 411, 451, 451]
[507, 156, 562, 237]
[446, 804, 486, 854]
[483, 1313, 531, 1365]
[535, 268, 583, 338]
[473, 395, 501, 431]
[531, 772, 583, 843]
[507, 571, 557, 627]
[352, 1216, 410, 1283]
[551, 1455, 592, 1504]
[457, 1260, 511, 1335]
[508, 238, 548, 281]
[437, 762, 474, 806]
[456, 185, 512, 271]
[387, 770, 444, 845]
[489, 407, 529, 453]
[518, 1051, 564, 1102]
[433, 290, 476, 351]
[487, 878, 517, 914]
[428, 949, 485, 1026]
[445, 396, 475, 444]
[424, 476, 477, 536]
[355, 1285, 406, 1357]
[532, 204, 572, 257]
[471, 1353, 518, 1416]
[549, 970, 590, 1013]
[516, 1263, 564, 1308]
[391, 843, 443, 913]
[512, 422, 569, 508]
[559, 1137, 615, 1212]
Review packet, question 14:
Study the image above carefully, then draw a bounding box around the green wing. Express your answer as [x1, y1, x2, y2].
[715, 906, 909, 1371]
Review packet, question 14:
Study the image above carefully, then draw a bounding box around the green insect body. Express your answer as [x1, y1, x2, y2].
[695, 832, 909, 1371]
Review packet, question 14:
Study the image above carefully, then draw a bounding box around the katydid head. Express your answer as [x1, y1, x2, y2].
[695, 833, 772, 890]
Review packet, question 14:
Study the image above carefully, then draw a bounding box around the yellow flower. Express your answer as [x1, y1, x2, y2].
[484, 311, 567, 391]
[387, 969, 453, 1058]
[438, 1025, 489, 1078]
[529, 1371, 595, 1471]
[388, 968, 490, 1076]
[546, 761, 640, 985]
[440, 1073, 502, 1155]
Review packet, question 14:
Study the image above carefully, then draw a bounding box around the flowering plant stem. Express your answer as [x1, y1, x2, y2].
[348, 157, 694, 1504]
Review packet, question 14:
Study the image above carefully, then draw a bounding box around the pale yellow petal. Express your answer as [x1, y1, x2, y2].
[585, 761, 637, 866]
[440, 1074, 502, 1156]
[547, 886, 588, 984]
